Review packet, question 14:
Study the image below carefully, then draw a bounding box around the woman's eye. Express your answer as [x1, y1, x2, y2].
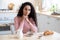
[25, 8, 27, 10]
[24, 8, 31, 11]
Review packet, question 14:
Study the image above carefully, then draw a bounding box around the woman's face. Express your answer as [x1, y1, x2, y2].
[23, 5, 31, 16]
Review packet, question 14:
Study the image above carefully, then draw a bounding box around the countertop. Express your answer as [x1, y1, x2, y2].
[39, 12, 60, 18]
[0, 32, 60, 40]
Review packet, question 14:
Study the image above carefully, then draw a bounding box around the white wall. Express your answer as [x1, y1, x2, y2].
[0, 0, 2, 9]
[0, 0, 34, 10]
[1, 0, 21, 10]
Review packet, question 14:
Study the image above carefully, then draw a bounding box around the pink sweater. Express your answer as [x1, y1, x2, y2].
[14, 16, 38, 33]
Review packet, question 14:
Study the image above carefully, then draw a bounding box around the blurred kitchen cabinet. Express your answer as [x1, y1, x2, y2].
[37, 13, 60, 33]
[0, 11, 17, 34]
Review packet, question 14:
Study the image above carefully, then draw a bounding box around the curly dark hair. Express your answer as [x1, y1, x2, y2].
[17, 2, 37, 26]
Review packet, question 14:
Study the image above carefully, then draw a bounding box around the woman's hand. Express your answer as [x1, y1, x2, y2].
[25, 16, 38, 33]
[23, 15, 29, 22]
[22, 15, 26, 20]
[25, 17, 29, 22]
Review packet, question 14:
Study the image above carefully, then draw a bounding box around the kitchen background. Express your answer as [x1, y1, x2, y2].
[0, 0, 60, 35]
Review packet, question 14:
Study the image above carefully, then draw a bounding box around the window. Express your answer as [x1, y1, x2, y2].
[42, 0, 60, 12]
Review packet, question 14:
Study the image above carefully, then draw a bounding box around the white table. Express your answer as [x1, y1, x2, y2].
[0, 32, 60, 40]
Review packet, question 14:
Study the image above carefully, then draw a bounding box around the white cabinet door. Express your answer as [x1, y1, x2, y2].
[37, 14, 50, 32]
[45, 16, 59, 32]
[37, 14, 60, 33]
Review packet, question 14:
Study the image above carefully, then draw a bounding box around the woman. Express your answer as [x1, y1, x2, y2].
[14, 2, 38, 34]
